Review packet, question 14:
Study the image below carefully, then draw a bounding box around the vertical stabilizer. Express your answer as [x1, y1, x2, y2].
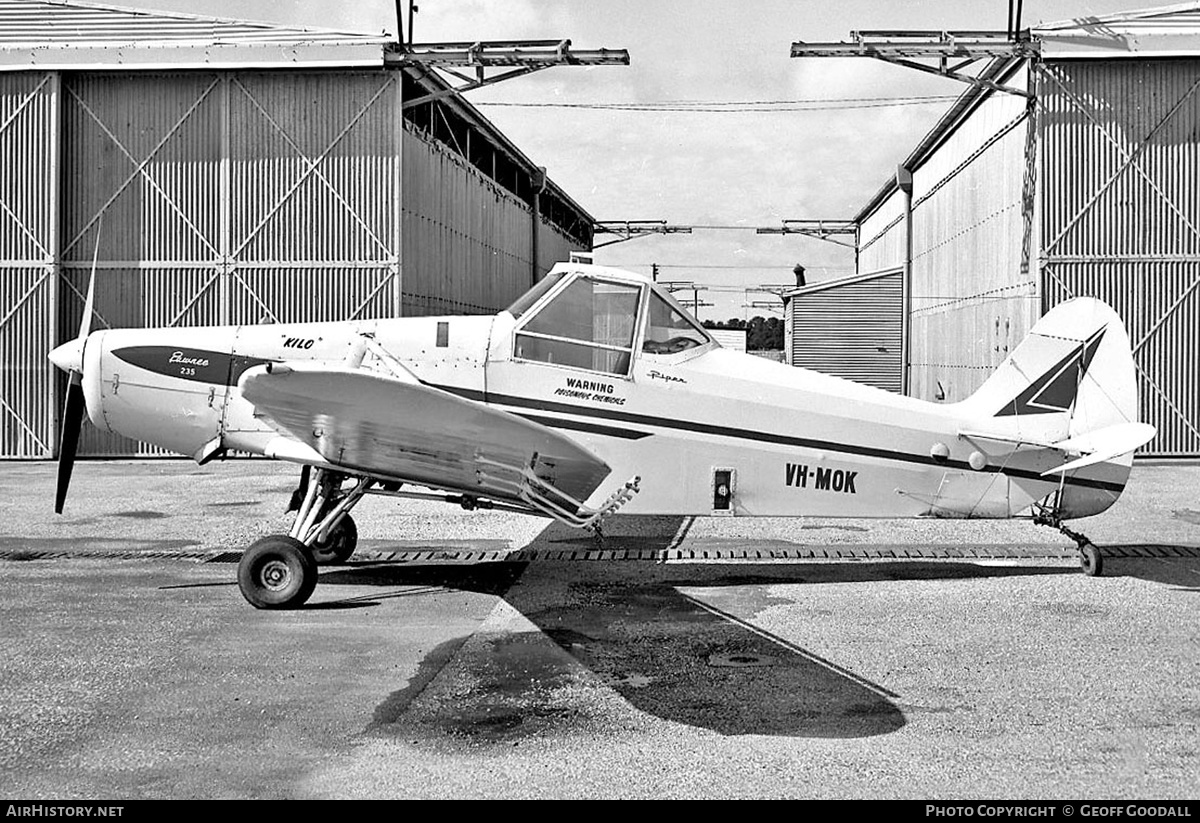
[959, 298, 1140, 446]
[957, 297, 1146, 518]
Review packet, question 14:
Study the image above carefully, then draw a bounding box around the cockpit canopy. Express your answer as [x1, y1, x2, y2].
[506, 265, 714, 377]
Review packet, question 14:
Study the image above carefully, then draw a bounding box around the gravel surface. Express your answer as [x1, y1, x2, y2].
[0, 459, 1197, 798]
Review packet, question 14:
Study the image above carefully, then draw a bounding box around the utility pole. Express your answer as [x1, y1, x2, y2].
[658, 280, 711, 321]
[651, 263, 659, 282]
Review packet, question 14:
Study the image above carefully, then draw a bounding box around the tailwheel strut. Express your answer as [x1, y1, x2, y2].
[1034, 511, 1103, 577]
[238, 467, 374, 609]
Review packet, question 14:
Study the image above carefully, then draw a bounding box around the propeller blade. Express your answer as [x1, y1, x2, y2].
[55, 372, 86, 514]
[78, 267, 96, 341]
[53, 218, 102, 514]
[79, 218, 101, 340]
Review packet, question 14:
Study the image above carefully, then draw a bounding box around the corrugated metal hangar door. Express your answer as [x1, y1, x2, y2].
[786, 269, 903, 393]
[0, 72, 58, 459]
[1040, 59, 1200, 457]
[58, 71, 402, 456]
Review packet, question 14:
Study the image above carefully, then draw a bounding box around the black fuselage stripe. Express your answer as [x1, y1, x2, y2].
[515, 412, 652, 440]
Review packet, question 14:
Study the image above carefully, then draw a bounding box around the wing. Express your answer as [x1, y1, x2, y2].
[239, 362, 612, 508]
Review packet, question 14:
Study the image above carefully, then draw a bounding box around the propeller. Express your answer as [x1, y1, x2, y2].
[48, 225, 100, 514]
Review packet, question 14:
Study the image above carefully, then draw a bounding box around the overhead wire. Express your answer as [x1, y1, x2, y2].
[475, 95, 959, 113]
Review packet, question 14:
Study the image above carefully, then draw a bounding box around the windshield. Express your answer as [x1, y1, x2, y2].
[506, 271, 568, 319]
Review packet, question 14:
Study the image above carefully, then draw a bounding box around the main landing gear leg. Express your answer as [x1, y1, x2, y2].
[238, 468, 373, 609]
[1034, 511, 1103, 577]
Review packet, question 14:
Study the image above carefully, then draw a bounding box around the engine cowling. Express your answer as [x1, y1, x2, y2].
[83, 327, 237, 459]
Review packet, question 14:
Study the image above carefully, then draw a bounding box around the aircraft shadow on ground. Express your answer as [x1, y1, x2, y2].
[325, 560, 909, 739]
[315, 517, 1098, 740]
[1094, 546, 1200, 591]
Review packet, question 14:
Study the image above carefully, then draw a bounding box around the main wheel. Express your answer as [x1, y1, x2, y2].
[1080, 542, 1104, 577]
[310, 514, 358, 565]
[238, 535, 318, 609]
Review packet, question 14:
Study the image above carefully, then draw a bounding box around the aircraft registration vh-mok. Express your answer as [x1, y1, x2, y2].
[48, 259, 1155, 609]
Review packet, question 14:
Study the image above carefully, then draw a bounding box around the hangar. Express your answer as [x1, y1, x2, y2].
[792, 3, 1200, 457]
[0, 0, 620, 458]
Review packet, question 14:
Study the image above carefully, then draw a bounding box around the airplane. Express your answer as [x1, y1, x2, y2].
[47, 258, 1156, 609]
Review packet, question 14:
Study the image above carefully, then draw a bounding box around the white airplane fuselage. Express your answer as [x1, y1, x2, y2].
[50, 262, 1146, 608]
[78, 309, 1129, 523]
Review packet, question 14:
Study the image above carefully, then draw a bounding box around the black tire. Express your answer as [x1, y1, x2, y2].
[310, 515, 358, 565]
[238, 535, 318, 609]
[1080, 542, 1104, 577]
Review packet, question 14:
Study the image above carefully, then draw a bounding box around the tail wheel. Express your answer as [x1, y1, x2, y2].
[310, 515, 358, 565]
[238, 535, 318, 609]
[1034, 510, 1104, 579]
[1080, 543, 1104, 577]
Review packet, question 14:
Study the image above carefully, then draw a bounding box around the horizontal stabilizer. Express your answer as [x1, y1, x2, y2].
[1040, 422, 1156, 476]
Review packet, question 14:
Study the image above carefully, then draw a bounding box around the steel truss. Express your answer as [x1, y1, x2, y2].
[790, 30, 1036, 98]
[390, 40, 630, 110]
[756, 220, 858, 249]
[593, 220, 694, 248]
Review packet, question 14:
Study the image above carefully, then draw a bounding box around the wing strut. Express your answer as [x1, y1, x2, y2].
[477, 454, 640, 530]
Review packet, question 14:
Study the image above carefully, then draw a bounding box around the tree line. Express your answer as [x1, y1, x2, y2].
[701, 316, 784, 351]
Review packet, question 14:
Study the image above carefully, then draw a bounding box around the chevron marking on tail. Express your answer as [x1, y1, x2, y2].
[995, 326, 1106, 417]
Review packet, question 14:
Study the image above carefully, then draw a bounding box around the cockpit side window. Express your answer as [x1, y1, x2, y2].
[514, 277, 641, 376]
[643, 290, 712, 355]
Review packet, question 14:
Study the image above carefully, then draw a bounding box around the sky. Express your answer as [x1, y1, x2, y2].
[122, 0, 1149, 320]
